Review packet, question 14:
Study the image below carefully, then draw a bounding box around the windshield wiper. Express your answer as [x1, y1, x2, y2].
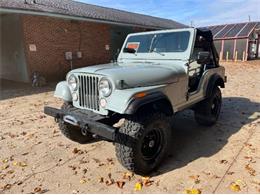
[150, 49, 165, 56]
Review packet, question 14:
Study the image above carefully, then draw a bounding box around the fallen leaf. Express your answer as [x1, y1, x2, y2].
[123, 172, 134, 181]
[18, 162, 27, 167]
[134, 182, 142, 191]
[21, 132, 27, 136]
[68, 165, 77, 170]
[245, 164, 256, 176]
[0, 174, 6, 179]
[189, 175, 199, 180]
[142, 177, 154, 186]
[13, 162, 18, 166]
[185, 188, 201, 194]
[72, 190, 79, 194]
[2, 159, 9, 163]
[189, 175, 200, 184]
[99, 177, 104, 183]
[1, 164, 9, 170]
[80, 179, 87, 184]
[106, 158, 114, 165]
[230, 182, 241, 192]
[244, 143, 252, 147]
[72, 148, 81, 154]
[105, 173, 114, 186]
[17, 181, 23, 185]
[220, 160, 228, 164]
[212, 175, 221, 179]
[105, 179, 114, 186]
[2, 184, 12, 190]
[98, 163, 105, 167]
[34, 187, 42, 193]
[244, 156, 256, 163]
[7, 170, 14, 174]
[227, 171, 235, 175]
[116, 181, 125, 189]
[82, 169, 88, 174]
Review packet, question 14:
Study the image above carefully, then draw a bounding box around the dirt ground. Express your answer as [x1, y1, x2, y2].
[0, 61, 259, 194]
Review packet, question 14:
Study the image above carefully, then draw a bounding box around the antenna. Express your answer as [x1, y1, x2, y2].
[190, 21, 194, 27]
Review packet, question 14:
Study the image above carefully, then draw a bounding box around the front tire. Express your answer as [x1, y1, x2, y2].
[58, 102, 94, 144]
[194, 87, 222, 126]
[115, 112, 171, 175]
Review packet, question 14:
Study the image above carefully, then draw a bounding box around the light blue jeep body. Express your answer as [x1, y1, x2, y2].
[54, 28, 225, 115]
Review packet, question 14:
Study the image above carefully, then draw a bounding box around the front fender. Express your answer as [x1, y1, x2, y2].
[105, 85, 166, 114]
[54, 81, 72, 102]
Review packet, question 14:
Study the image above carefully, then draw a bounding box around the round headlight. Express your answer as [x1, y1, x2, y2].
[67, 74, 78, 91]
[99, 78, 112, 97]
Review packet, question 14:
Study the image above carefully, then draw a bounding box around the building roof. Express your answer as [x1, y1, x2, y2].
[0, 0, 186, 29]
[205, 22, 260, 39]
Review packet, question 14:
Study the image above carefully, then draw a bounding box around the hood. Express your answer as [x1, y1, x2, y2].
[71, 62, 186, 89]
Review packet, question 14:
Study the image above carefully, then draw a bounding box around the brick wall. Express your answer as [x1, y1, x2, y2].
[22, 15, 112, 81]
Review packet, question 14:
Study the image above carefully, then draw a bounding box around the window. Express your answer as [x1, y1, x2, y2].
[223, 40, 235, 60]
[152, 31, 190, 52]
[192, 35, 214, 64]
[124, 31, 190, 53]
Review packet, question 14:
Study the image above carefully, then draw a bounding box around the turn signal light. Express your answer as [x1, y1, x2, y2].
[134, 92, 147, 98]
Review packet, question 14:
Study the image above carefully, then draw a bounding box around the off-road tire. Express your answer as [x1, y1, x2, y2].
[115, 112, 171, 175]
[58, 102, 93, 144]
[194, 87, 222, 126]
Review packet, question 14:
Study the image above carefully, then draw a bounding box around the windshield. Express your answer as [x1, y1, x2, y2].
[124, 31, 190, 54]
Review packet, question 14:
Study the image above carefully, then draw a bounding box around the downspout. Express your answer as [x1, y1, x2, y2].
[20, 15, 31, 83]
[246, 38, 249, 61]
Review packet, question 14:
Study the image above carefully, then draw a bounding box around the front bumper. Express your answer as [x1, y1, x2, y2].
[44, 106, 116, 141]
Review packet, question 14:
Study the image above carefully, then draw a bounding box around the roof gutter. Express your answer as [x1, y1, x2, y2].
[0, 7, 165, 30]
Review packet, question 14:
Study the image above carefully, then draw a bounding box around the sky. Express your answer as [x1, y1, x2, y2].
[75, 0, 260, 27]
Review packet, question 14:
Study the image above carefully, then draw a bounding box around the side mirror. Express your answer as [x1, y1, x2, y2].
[123, 47, 136, 54]
[197, 51, 210, 64]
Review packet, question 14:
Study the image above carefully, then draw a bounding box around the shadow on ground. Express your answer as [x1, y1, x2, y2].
[0, 79, 56, 101]
[152, 97, 260, 176]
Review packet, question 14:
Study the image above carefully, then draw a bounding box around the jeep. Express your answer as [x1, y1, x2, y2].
[44, 28, 226, 174]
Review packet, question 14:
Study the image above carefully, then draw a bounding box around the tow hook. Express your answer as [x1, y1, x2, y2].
[63, 115, 79, 126]
[81, 125, 89, 136]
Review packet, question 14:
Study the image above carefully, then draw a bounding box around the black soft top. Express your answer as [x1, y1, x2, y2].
[196, 28, 214, 42]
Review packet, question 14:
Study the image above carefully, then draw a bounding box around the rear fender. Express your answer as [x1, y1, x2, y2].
[206, 74, 225, 98]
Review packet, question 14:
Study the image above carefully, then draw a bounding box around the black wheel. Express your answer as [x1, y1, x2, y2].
[58, 102, 93, 144]
[115, 112, 171, 175]
[194, 87, 222, 126]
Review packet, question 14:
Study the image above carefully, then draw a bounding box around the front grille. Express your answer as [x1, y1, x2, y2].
[78, 75, 100, 111]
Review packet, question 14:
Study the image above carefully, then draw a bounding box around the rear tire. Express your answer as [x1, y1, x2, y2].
[115, 112, 171, 175]
[58, 102, 94, 144]
[194, 87, 222, 126]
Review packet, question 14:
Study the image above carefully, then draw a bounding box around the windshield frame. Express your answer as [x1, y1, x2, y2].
[118, 28, 196, 61]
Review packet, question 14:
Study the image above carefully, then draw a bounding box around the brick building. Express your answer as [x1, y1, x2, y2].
[0, 0, 186, 83]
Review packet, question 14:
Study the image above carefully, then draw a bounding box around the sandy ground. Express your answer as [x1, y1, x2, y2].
[0, 61, 260, 194]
